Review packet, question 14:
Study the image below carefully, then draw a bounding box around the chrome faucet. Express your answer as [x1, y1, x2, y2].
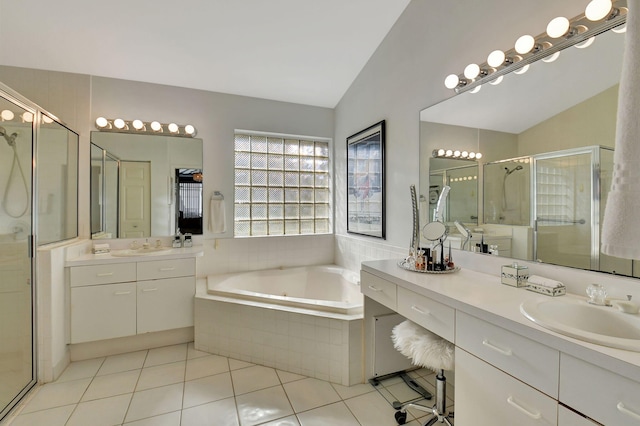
[586, 283, 610, 306]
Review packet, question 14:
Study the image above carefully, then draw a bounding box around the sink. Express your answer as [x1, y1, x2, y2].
[110, 247, 172, 257]
[520, 297, 640, 352]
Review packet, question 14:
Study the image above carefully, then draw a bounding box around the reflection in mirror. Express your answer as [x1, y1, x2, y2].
[420, 27, 640, 277]
[90, 132, 203, 238]
[90, 143, 119, 238]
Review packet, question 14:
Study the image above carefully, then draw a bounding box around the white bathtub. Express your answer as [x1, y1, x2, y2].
[206, 265, 362, 315]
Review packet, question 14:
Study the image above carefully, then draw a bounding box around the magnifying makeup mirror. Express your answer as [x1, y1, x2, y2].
[423, 221, 447, 241]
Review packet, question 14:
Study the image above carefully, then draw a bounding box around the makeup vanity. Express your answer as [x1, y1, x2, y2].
[361, 259, 640, 425]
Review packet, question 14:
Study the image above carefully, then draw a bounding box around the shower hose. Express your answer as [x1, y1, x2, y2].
[2, 142, 29, 218]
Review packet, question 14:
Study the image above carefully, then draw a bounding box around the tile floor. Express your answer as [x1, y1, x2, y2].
[5, 343, 453, 426]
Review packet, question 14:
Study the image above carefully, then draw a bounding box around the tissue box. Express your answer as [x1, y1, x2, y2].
[501, 263, 529, 287]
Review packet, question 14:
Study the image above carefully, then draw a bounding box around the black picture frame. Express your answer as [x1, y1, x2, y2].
[347, 120, 385, 239]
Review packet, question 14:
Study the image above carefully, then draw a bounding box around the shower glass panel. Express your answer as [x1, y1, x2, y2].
[483, 159, 531, 226]
[0, 95, 34, 419]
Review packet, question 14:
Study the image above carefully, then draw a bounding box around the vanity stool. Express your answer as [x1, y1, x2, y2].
[392, 320, 454, 425]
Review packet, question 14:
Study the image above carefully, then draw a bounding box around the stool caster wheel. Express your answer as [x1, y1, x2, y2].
[394, 410, 407, 425]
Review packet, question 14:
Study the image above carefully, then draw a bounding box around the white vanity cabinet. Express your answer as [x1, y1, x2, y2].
[69, 258, 196, 344]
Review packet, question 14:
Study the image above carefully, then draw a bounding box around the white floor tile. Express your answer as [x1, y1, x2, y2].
[283, 378, 340, 413]
[235, 386, 294, 426]
[296, 401, 359, 426]
[231, 365, 280, 395]
[276, 370, 306, 384]
[98, 351, 148, 376]
[183, 372, 234, 409]
[82, 370, 141, 402]
[181, 397, 239, 426]
[144, 344, 188, 367]
[9, 404, 75, 426]
[66, 393, 132, 426]
[122, 410, 181, 426]
[187, 342, 209, 360]
[258, 415, 300, 426]
[344, 389, 400, 426]
[21, 378, 92, 413]
[229, 358, 254, 370]
[124, 383, 184, 423]
[330, 382, 375, 400]
[56, 357, 105, 382]
[136, 361, 186, 391]
[185, 354, 229, 381]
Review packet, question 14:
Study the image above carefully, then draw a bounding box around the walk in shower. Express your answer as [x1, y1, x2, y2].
[0, 82, 79, 420]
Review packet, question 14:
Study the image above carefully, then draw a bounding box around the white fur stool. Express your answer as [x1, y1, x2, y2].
[392, 320, 454, 425]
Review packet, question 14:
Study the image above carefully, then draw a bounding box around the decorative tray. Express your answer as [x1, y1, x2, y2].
[397, 259, 460, 274]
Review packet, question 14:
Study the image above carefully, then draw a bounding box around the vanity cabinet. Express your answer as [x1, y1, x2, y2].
[557, 406, 600, 426]
[397, 286, 454, 342]
[69, 258, 196, 344]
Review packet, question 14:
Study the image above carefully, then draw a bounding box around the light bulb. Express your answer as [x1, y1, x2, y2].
[585, 0, 612, 21]
[445, 150, 453, 157]
[464, 63, 480, 79]
[470, 85, 482, 94]
[42, 115, 53, 124]
[515, 35, 535, 54]
[469, 152, 476, 159]
[184, 124, 195, 135]
[461, 151, 469, 158]
[22, 112, 33, 123]
[489, 75, 503, 86]
[542, 52, 560, 63]
[132, 119, 144, 130]
[454, 150, 461, 157]
[114, 118, 125, 129]
[475, 153, 483, 159]
[487, 50, 506, 67]
[612, 24, 627, 33]
[437, 149, 445, 156]
[95, 117, 108, 128]
[1, 110, 14, 121]
[575, 37, 595, 49]
[547, 17, 570, 38]
[514, 64, 529, 75]
[168, 123, 179, 133]
[444, 74, 460, 89]
[150, 121, 162, 132]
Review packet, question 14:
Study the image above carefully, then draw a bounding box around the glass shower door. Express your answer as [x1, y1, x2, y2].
[0, 95, 35, 420]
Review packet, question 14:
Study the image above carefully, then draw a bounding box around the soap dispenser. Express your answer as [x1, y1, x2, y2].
[172, 230, 182, 248]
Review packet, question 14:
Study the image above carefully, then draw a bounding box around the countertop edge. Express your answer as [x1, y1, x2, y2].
[65, 247, 204, 266]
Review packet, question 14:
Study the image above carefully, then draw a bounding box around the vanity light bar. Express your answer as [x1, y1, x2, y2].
[94, 117, 197, 138]
[445, 0, 627, 94]
[432, 148, 482, 161]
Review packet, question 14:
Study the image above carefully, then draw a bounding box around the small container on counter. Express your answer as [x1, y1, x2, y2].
[501, 262, 529, 287]
[183, 233, 193, 248]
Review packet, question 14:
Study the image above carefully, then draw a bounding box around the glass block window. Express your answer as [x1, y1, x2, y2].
[234, 133, 331, 236]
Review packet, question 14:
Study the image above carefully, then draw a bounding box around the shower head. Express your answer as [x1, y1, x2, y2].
[504, 165, 524, 176]
[0, 126, 18, 147]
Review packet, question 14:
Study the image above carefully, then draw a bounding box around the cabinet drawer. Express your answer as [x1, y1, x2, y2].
[137, 258, 195, 281]
[70, 282, 136, 343]
[69, 263, 136, 287]
[456, 311, 559, 397]
[456, 348, 558, 426]
[137, 276, 195, 333]
[558, 406, 599, 426]
[397, 287, 454, 342]
[361, 271, 396, 310]
[560, 353, 640, 426]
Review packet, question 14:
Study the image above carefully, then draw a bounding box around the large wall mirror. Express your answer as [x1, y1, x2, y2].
[90, 132, 203, 239]
[419, 26, 640, 277]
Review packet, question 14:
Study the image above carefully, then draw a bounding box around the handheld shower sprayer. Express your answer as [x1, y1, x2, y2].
[0, 126, 18, 147]
[504, 165, 524, 176]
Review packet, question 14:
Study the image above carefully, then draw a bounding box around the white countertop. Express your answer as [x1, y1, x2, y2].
[65, 246, 204, 266]
[362, 258, 640, 382]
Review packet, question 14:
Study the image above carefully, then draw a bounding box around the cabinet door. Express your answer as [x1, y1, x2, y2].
[70, 283, 136, 343]
[455, 347, 558, 426]
[137, 276, 195, 333]
[558, 406, 600, 426]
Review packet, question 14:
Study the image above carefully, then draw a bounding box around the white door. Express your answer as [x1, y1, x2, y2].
[120, 161, 151, 238]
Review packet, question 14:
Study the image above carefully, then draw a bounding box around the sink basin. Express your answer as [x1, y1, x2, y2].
[520, 297, 640, 352]
[110, 247, 172, 257]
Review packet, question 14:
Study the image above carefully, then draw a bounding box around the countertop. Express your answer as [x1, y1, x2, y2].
[65, 246, 204, 266]
[362, 258, 640, 383]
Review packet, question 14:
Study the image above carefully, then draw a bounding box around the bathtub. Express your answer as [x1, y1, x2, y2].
[195, 265, 364, 385]
[206, 265, 362, 315]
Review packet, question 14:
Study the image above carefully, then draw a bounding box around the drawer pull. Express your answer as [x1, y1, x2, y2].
[506, 396, 541, 419]
[142, 288, 158, 292]
[411, 305, 430, 315]
[482, 339, 513, 356]
[367, 285, 383, 292]
[160, 267, 176, 271]
[617, 402, 640, 421]
[97, 272, 114, 277]
[114, 291, 131, 296]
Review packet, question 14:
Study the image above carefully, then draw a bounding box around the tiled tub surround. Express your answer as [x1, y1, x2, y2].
[195, 277, 363, 386]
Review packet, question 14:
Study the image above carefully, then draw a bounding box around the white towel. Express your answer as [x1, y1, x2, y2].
[602, 3, 640, 260]
[527, 275, 563, 289]
[208, 199, 226, 234]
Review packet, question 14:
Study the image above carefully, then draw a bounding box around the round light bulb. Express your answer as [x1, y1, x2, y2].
[184, 124, 195, 135]
[464, 63, 480, 79]
[487, 50, 506, 67]
[468, 152, 476, 159]
[542, 52, 561, 63]
[168, 123, 179, 133]
[437, 149, 445, 156]
[445, 150, 453, 157]
[515, 35, 535, 54]
[22, 112, 33, 123]
[461, 151, 468, 158]
[475, 153, 483, 160]
[114, 118, 126, 129]
[547, 17, 570, 38]
[489, 75, 504, 86]
[95, 117, 108, 128]
[453, 150, 461, 157]
[514, 64, 530, 75]
[132, 119, 144, 130]
[612, 24, 627, 33]
[1, 110, 14, 121]
[42, 115, 53, 124]
[585, 0, 612, 21]
[575, 37, 595, 49]
[150, 121, 162, 132]
[470, 85, 482, 94]
[444, 74, 460, 89]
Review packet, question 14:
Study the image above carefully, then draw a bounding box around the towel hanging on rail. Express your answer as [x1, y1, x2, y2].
[208, 191, 226, 234]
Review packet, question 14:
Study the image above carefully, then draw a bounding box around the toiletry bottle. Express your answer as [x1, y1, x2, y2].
[172, 231, 182, 248]
[415, 249, 425, 271]
[183, 233, 193, 248]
